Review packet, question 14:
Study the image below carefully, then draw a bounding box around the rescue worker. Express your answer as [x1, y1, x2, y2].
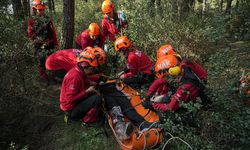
[46, 47, 106, 82]
[114, 36, 155, 89]
[75, 23, 105, 50]
[101, 0, 128, 41]
[45, 48, 82, 81]
[60, 50, 103, 123]
[28, 0, 58, 83]
[142, 54, 208, 112]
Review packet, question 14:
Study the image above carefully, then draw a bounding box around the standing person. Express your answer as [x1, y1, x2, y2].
[28, 0, 58, 83]
[75, 23, 105, 50]
[142, 55, 208, 112]
[101, 0, 128, 41]
[114, 36, 154, 89]
[60, 51, 103, 123]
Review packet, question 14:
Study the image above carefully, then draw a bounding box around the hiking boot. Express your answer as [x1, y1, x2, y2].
[125, 122, 134, 137]
[115, 121, 134, 140]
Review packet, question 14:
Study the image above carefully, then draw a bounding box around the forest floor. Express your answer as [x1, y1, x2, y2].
[1, 39, 249, 150]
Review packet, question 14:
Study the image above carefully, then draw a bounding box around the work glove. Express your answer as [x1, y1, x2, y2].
[119, 74, 125, 79]
[85, 86, 99, 95]
[150, 95, 165, 103]
[104, 44, 109, 52]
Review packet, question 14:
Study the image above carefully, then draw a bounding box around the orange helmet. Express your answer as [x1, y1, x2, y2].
[77, 50, 98, 67]
[91, 47, 107, 65]
[157, 44, 176, 59]
[102, 0, 114, 14]
[32, 0, 46, 9]
[114, 36, 132, 52]
[32, 0, 41, 8]
[35, 5, 46, 10]
[88, 23, 100, 36]
[155, 55, 181, 78]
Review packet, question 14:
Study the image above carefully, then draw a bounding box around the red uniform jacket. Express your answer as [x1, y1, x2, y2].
[45, 49, 81, 71]
[147, 78, 169, 97]
[75, 29, 105, 50]
[60, 67, 91, 111]
[152, 83, 200, 111]
[124, 49, 154, 78]
[27, 16, 58, 46]
[101, 11, 128, 41]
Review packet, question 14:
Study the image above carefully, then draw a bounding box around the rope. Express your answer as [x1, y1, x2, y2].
[149, 128, 160, 149]
[135, 121, 161, 150]
[140, 131, 147, 150]
[161, 133, 193, 150]
[137, 121, 159, 139]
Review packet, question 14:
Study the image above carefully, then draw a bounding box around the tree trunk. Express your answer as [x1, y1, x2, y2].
[202, 0, 207, 16]
[177, 0, 195, 19]
[48, 0, 52, 12]
[52, 0, 55, 12]
[235, 0, 239, 10]
[22, 0, 30, 17]
[61, 0, 75, 49]
[12, 0, 30, 18]
[12, 0, 22, 18]
[220, 0, 223, 12]
[47, 0, 55, 12]
[225, 0, 232, 14]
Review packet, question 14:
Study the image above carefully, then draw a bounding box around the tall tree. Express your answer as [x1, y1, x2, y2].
[11, 0, 30, 18]
[176, 0, 195, 19]
[61, 0, 75, 49]
[202, 0, 207, 16]
[47, 0, 55, 12]
[225, 0, 232, 14]
[220, 0, 223, 12]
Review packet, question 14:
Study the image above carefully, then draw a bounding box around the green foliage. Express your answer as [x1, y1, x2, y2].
[0, 0, 250, 150]
[56, 121, 119, 150]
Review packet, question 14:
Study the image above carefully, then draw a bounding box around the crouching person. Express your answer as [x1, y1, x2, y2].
[114, 36, 155, 89]
[143, 54, 208, 112]
[60, 50, 102, 123]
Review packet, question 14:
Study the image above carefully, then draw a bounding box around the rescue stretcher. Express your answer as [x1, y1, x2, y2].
[100, 80, 164, 150]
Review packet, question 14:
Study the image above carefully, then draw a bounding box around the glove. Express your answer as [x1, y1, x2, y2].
[142, 100, 153, 109]
[85, 86, 99, 95]
[151, 95, 165, 103]
[104, 44, 109, 52]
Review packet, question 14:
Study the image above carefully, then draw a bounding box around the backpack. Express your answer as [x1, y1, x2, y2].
[180, 60, 208, 81]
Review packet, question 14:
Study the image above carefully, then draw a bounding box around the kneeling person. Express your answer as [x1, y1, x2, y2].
[60, 50, 102, 123]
